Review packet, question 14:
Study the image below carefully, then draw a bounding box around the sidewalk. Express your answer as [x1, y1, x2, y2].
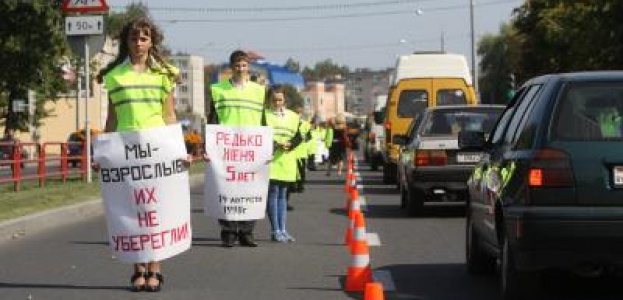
[0, 174, 205, 243]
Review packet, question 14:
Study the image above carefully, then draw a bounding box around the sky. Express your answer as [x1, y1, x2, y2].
[104, 0, 524, 70]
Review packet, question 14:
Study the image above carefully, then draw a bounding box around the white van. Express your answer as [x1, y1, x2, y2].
[363, 95, 387, 171]
[382, 52, 477, 183]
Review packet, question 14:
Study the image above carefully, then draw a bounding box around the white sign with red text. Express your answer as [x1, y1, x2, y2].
[203, 125, 273, 220]
[93, 124, 191, 263]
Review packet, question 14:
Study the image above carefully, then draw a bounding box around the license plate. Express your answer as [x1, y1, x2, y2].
[457, 153, 481, 163]
[614, 166, 623, 186]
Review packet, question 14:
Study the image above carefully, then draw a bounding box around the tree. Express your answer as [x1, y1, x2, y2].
[284, 58, 300, 73]
[511, 0, 623, 80]
[104, 3, 150, 38]
[104, 4, 173, 60]
[478, 24, 519, 104]
[0, 0, 69, 133]
[302, 59, 350, 81]
[283, 84, 304, 110]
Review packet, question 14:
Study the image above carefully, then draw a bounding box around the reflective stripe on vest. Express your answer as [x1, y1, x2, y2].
[211, 80, 265, 126]
[266, 109, 300, 182]
[104, 63, 177, 131]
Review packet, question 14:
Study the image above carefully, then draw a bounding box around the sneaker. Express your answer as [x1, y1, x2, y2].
[282, 232, 296, 242]
[271, 232, 286, 242]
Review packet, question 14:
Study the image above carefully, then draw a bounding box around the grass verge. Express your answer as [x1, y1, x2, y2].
[0, 161, 205, 222]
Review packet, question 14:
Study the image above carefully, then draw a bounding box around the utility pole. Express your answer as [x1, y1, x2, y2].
[470, 0, 478, 95]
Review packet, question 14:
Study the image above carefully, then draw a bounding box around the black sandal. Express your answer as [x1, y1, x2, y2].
[129, 271, 146, 292]
[145, 271, 164, 292]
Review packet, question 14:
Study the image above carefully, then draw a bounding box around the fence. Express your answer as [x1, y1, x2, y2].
[0, 141, 88, 192]
[0, 141, 205, 192]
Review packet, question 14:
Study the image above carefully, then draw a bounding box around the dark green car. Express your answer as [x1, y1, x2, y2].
[460, 71, 623, 299]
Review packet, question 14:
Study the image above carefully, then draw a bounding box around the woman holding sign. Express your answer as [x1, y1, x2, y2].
[265, 85, 302, 242]
[96, 17, 183, 292]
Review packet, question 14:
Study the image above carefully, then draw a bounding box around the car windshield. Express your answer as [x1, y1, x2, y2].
[421, 107, 503, 136]
[553, 82, 623, 141]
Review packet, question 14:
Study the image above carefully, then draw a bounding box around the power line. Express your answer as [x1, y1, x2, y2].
[113, 0, 437, 13]
[191, 34, 469, 54]
[150, 0, 519, 23]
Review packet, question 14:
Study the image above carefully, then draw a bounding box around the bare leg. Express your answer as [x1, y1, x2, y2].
[146, 261, 162, 289]
[337, 160, 344, 176]
[132, 263, 146, 289]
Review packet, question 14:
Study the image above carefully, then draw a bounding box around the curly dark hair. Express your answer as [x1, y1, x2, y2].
[96, 17, 176, 83]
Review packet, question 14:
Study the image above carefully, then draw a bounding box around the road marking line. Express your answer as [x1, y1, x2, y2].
[372, 270, 396, 291]
[367, 232, 381, 246]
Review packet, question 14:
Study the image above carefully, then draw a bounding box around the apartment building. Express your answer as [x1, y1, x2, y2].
[344, 68, 393, 117]
[168, 55, 205, 130]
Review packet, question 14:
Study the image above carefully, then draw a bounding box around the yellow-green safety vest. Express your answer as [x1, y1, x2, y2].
[210, 80, 266, 126]
[324, 127, 334, 148]
[266, 108, 300, 182]
[293, 120, 311, 159]
[309, 127, 322, 155]
[104, 62, 178, 131]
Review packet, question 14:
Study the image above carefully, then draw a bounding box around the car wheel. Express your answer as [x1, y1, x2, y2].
[500, 238, 536, 300]
[406, 187, 424, 217]
[466, 215, 496, 275]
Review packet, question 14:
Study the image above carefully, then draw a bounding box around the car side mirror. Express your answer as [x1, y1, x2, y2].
[458, 130, 486, 150]
[392, 134, 409, 146]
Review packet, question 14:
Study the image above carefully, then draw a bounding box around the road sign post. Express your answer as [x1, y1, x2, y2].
[62, 0, 109, 183]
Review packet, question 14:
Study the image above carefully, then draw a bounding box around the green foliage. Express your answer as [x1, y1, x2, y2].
[511, 0, 623, 80]
[104, 3, 150, 38]
[283, 84, 304, 109]
[285, 58, 301, 72]
[478, 24, 518, 104]
[302, 59, 350, 81]
[478, 0, 623, 99]
[0, 0, 69, 133]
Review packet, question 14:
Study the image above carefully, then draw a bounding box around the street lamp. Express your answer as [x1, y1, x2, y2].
[470, 0, 478, 95]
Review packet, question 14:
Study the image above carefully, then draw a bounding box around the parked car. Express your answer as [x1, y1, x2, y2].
[0, 132, 26, 169]
[394, 105, 503, 216]
[461, 71, 623, 299]
[66, 129, 99, 167]
[66, 132, 84, 167]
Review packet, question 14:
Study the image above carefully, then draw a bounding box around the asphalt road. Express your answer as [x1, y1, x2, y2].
[1, 157, 623, 299]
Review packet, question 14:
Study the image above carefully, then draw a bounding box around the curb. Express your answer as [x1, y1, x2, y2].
[0, 174, 205, 244]
[0, 198, 104, 244]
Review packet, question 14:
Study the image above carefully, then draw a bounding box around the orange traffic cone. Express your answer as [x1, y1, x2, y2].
[345, 212, 373, 292]
[364, 282, 385, 300]
[346, 185, 359, 210]
[344, 196, 360, 245]
[344, 213, 354, 245]
[349, 209, 368, 252]
[345, 169, 354, 193]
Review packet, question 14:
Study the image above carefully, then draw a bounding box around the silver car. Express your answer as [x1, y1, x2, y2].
[395, 105, 504, 216]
